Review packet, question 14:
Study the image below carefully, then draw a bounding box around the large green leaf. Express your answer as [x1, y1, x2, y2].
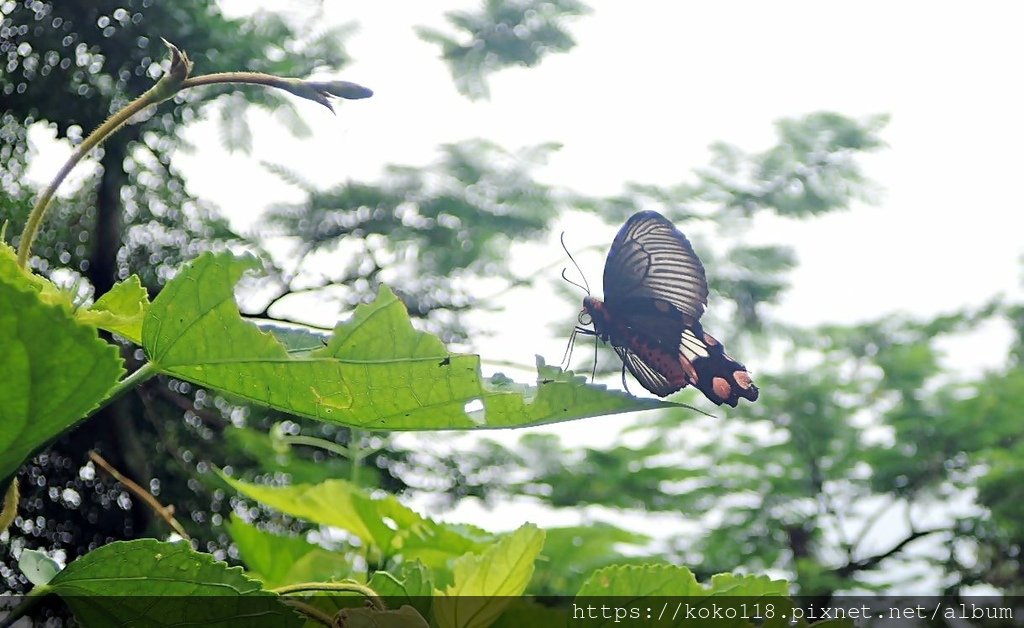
[577, 565, 792, 628]
[222, 475, 490, 569]
[434, 524, 545, 628]
[143, 253, 353, 419]
[142, 252, 684, 432]
[311, 284, 679, 429]
[0, 274, 123, 482]
[43, 540, 301, 627]
[226, 516, 350, 588]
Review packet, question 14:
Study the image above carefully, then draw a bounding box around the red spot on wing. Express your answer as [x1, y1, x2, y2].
[734, 370, 753, 390]
[712, 377, 732, 401]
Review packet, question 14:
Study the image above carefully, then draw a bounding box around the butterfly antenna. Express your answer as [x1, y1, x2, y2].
[559, 232, 591, 296]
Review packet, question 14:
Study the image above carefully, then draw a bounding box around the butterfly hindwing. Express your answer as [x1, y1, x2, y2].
[614, 345, 680, 397]
[681, 326, 760, 407]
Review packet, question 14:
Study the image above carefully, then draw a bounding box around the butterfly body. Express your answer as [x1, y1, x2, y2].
[578, 211, 759, 407]
[583, 295, 693, 393]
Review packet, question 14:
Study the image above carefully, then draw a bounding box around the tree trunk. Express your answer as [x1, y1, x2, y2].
[77, 137, 155, 533]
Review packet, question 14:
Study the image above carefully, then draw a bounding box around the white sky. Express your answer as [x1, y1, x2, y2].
[24, 0, 1024, 593]
[181, 0, 1024, 371]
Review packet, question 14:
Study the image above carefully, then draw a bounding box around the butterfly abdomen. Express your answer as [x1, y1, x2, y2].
[583, 296, 691, 395]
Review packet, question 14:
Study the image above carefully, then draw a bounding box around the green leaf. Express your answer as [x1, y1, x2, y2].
[143, 252, 354, 419]
[337, 605, 430, 628]
[369, 561, 434, 619]
[77, 275, 149, 344]
[533, 524, 653, 594]
[310, 282, 685, 430]
[146, 252, 682, 431]
[18, 548, 61, 586]
[707, 572, 789, 596]
[0, 277, 124, 482]
[226, 516, 349, 588]
[577, 565, 792, 628]
[0, 242, 67, 307]
[434, 524, 545, 628]
[46, 540, 301, 627]
[577, 564, 703, 597]
[221, 475, 490, 569]
[489, 600, 567, 628]
[221, 476, 409, 548]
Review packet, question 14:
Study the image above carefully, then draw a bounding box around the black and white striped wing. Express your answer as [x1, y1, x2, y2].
[603, 210, 709, 325]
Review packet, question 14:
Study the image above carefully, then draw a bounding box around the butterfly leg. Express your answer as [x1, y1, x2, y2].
[620, 362, 632, 395]
[560, 327, 578, 368]
[562, 325, 596, 368]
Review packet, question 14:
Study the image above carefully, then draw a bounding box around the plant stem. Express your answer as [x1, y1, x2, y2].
[0, 585, 50, 628]
[281, 599, 335, 626]
[281, 431, 386, 487]
[88, 450, 190, 540]
[14, 36, 367, 269]
[280, 435, 351, 459]
[97, 362, 159, 409]
[15, 87, 163, 269]
[350, 429, 365, 486]
[272, 581, 384, 610]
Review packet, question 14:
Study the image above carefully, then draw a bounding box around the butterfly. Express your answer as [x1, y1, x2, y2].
[572, 210, 758, 406]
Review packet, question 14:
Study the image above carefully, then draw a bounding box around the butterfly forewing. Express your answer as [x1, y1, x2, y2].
[603, 210, 709, 326]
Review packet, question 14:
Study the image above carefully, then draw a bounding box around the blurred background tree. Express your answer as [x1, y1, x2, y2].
[416, 0, 590, 99]
[0, 0, 589, 590]
[3, 0, 1022, 605]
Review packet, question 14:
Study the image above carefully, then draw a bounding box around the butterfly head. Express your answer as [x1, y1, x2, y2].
[581, 295, 607, 329]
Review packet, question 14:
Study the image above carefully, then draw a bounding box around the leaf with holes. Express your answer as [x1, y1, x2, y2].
[142, 252, 685, 432]
[143, 253, 352, 419]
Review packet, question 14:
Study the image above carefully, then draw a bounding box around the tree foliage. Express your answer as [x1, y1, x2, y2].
[417, 0, 590, 99]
